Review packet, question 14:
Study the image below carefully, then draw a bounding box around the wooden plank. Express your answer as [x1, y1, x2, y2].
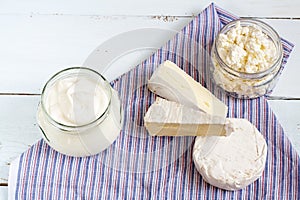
[268, 100, 300, 154]
[264, 19, 300, 98]
[0, 95, 41, 185]
[0, 15, 190, 94]
[0, 15, 300, 97]
[0, 187, 8, 200]
[0, 95, 300, 186]
[1, 0, 300, 17]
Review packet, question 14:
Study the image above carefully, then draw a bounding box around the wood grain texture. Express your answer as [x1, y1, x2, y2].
[0, 16, 299, 97]
[1, 0, 300, 17]
[0, 15, 191, 94]
[0, 96, 41, 185]
[1, 1, 300, 197]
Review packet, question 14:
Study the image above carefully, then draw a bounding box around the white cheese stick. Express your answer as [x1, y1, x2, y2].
[148, 60, 228, 118]
[144, 97, 233, 136]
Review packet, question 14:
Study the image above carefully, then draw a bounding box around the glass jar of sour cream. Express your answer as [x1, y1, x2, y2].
[37, 67, 123, 157]
[211, 19, 283, 99]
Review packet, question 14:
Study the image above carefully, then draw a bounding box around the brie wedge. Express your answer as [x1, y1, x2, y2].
[148, 60, 228, 118]
[144, 97, 233, 136]
[193, 118, 267, 190]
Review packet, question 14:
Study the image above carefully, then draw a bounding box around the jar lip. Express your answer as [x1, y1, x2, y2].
[40, 66, 112, 129]
[214, 18, 283, 79]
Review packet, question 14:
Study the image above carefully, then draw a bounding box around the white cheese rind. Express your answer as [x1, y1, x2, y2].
[192, 118, 267, 190]
[148, 60, 228, 118]
[144, 97, 233, 136]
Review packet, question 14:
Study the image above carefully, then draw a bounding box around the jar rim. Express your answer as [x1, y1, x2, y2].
[40, 67, 112, 130]
[214, 18, 283, 79]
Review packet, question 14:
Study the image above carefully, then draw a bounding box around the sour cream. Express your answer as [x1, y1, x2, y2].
[45, 76, 110, 126]
[37, 67, 122, 157]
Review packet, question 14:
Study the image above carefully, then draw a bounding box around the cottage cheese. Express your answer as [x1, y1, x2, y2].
[217, 21, 276, 73]
[211, 20, 282, 98]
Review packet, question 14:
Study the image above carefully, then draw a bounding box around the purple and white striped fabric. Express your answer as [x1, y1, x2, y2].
[14, 3, 299, 199]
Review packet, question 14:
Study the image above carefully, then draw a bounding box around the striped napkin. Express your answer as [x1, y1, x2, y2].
[11, 3, 299, 200]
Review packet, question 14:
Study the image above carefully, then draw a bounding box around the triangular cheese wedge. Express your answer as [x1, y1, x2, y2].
[148, 60, 228, 118]
[144, 97, 233, 136]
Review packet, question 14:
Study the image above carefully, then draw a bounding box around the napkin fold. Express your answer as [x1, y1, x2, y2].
[10, 3, 299, 200]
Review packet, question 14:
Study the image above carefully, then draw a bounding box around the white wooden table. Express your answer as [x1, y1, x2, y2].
[1, 0, 300, 198]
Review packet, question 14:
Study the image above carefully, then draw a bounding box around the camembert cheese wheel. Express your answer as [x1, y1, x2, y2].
[193, 118, 267, 190]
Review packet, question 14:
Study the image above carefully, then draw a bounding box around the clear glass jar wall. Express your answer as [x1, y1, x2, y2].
[211, 19, 283, 99]
[37, 67, 123, 157]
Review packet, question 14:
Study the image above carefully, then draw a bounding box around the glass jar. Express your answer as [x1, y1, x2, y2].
[37, 67, 123, 157]
[211, 19, 283, 99]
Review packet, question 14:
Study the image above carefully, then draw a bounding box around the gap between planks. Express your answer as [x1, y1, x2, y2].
[0, 13, 300, 20]
[266, 96, 300, 100]
[0, 93, 40, 96]
[1, 93, 300, 100]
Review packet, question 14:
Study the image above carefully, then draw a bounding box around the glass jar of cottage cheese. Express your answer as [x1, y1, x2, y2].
[211, 19, 283, 99]
[37, 67, 123, 157]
